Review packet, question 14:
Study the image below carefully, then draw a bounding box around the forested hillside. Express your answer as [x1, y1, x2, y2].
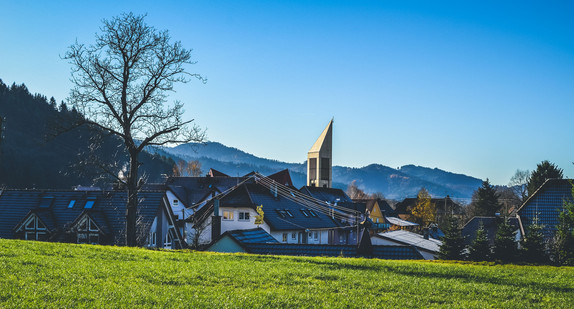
[0, 80, 174, 189]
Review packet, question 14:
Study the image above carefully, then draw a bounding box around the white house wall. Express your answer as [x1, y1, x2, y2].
[166, 191, 187, 220]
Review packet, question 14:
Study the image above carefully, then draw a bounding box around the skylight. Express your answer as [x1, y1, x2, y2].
[84, 198, 96, 209]
[68, 200, 76, 208]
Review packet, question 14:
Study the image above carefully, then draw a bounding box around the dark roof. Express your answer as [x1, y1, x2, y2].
[224, 228, 279, 244]
[517, 178, 573, 239]
[299, 186, 352, 203]
[299, 186, 365, 213]
[0, 189, 165, 245]
[218, 183, 344, 231]
[166, 176, 253, 206]
[267, 169, 294, 187]
[242, 243, 422, 259]
[461, 216, 519, 245]
[208, 168, 229, 177]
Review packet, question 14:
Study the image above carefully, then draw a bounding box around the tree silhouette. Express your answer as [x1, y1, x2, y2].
[527, 160, 563, 197]
[65, 13, 205, 246]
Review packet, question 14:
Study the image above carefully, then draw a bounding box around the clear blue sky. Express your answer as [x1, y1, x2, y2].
[1, 0, 573, 185]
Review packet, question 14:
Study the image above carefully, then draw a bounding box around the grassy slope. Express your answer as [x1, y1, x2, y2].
[0, 240, 572, 308]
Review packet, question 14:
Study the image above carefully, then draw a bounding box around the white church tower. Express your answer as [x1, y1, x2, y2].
[307, 119, 333, 188]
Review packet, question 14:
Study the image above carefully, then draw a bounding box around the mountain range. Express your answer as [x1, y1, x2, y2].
[154, 142, 483, 202]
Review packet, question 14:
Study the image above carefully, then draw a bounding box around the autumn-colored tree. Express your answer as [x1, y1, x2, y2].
[172, 160, 203, 177]
[346, 180, 370, 200]
[411, 188, 436, 227]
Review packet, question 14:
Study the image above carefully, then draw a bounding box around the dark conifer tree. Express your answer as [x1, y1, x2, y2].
[527, 160, 563, 197]
[473, 179, 502, 217]
[468, 222, 491, 261]
[439, 217, 465, 260]
[553, 185, 574, 265]
[493, 218, 518, 263]
[521, 217, 547, 264]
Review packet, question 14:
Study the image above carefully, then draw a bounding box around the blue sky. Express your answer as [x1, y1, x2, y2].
[1, 1, 573, 184]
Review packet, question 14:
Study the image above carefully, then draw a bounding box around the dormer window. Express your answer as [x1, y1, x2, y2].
[76, 216, 100, 244]
[20, 214, 48, 241]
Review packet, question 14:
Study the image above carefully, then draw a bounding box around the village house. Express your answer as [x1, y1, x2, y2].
[0, 188, 182, 248]
[517, 178, 573, 241]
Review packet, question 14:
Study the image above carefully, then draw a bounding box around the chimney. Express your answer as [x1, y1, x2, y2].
[423, 227, 430, 240]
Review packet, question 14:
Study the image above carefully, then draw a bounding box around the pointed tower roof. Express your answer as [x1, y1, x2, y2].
[308, 119, 333, 154]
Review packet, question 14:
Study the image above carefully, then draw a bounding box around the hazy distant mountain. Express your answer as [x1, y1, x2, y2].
[157, 142, 483, 201]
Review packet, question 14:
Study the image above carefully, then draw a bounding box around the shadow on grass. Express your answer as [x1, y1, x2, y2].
[381, 265, 574, 294]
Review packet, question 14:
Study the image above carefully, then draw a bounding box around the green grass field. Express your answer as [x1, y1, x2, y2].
[0, 239, 572, 308]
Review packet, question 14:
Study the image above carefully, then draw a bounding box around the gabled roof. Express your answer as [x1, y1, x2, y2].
[299, 186, 352, 203]
[376, 230, 442, 253]
[166, 176, 254, 206]
[218, 183, 344, 231]
[0, 189, 167, 245]
[208, 168, 229, 177]
[361, 199, 398, 217]
[308, 119, 333, 154]
[386, 217, 419, 227]
[224, 228, 279, 244]
[461, 216, 520, 245]
[516, 178, 572, 239]
[267, 169, 294, 187]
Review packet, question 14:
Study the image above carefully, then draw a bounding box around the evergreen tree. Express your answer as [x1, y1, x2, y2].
[521, 217, 547, 264]
[439, 217, 465, 260]
[472, 179, 502, 217]
[553, 184, 574, 265]
[527, 160, 563, 197]
[492, 218, 518, 263]
[468, 222, 491, 261]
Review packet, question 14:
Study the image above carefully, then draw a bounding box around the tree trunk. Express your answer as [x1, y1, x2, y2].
[126, 149, 139, 246]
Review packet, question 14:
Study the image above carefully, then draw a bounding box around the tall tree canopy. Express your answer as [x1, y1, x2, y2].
[65, 13, 205, 246]
[527, 160, 563, 197]
[411, 188, 436, 227]
[472, 179, 502, 217]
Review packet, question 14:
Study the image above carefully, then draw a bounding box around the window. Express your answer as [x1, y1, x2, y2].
[320, 158, 330, 181]
[149, 232, 157, 247]
[282, 233, 288, 242]
[291, 232, 297, 240]
[300, 209, 309, 217]
[84, 198, 96, 209]
[164, 229, 173, 249]
[173, 199, 179, 206]
[76, 216, 100, 245]
[67, 200, 76, 208]
[238, 211, 250, 221]
[284, 210, 294, 218]
[275, 209, 287, 218]
[223, 211, 234, 221]
[308, 210, 317, 217]
[309, 158, 317, 181]
[21, 215, 48, 241]
[314, 232, 319, 240]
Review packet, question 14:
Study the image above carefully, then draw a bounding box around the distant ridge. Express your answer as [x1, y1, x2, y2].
[156, 142, 483, 201]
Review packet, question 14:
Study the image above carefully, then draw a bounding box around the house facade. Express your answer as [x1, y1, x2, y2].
[0, 189, 182, 249]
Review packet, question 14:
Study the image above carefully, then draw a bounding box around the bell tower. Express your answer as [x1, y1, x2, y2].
[307, 119, 333, 188]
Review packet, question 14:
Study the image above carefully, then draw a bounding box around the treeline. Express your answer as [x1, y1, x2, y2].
[0, 80, 174, 189]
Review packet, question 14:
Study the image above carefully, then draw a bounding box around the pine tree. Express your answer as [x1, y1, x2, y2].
[521, 217, 547, 264]
[493, 218, 518, 263]
[527, 160, 563, 197]
[468, 222, 491, 261]
[439, 217, 465, 260]
[472, 179, 502, 217]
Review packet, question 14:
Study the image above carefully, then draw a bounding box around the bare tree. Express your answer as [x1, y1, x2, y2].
[508, 169, 529, 204]
[65, 13, 205, 246]
[346, 180, 370, 200]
